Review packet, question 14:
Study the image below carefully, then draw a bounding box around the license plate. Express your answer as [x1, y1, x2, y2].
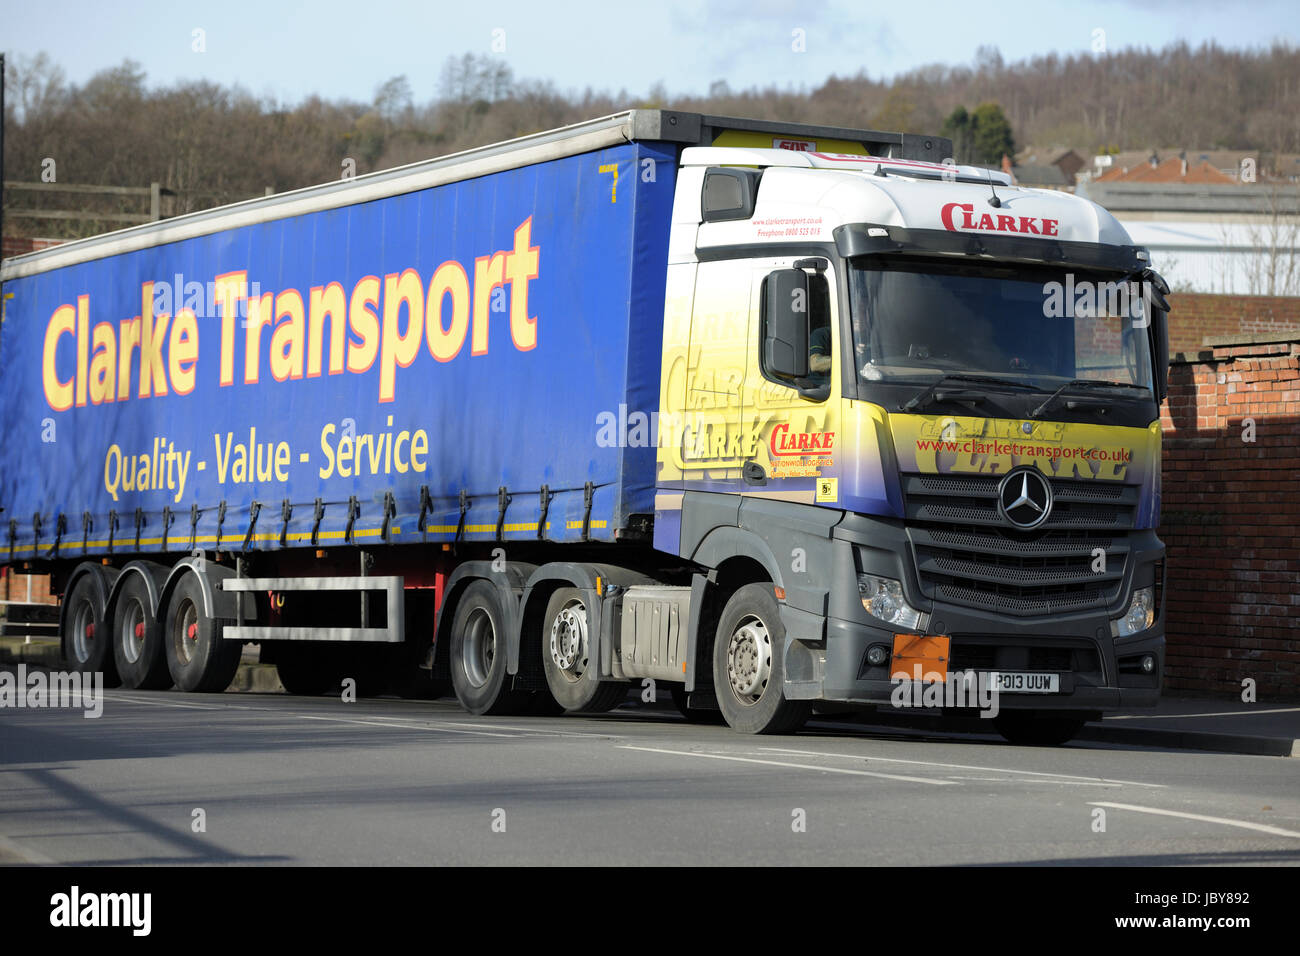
[987, 671, 1059, 694]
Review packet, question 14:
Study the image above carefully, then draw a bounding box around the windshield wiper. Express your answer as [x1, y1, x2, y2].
[901, 373, 1042, 412]
[1030, 379, 1150, 418]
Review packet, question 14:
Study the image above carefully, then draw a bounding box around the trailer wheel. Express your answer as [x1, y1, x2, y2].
[164, 572, 241, 693]
[63, 574, 120, 686]
[111, 574, 171, 689]
[540, 588, 628, 713]
[450, 580, 528, 715]
[993, 711, 1087, 747]
[712, 583, 810, 735]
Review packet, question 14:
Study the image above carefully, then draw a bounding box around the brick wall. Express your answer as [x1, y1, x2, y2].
[0, 568, 58, 605]
[1, 236, 65, 258]
[1159, 334, 1300, 700]
[1167, 293, 1300, 356]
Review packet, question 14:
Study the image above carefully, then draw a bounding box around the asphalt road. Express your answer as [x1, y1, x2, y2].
[2, 685, 1299, 866]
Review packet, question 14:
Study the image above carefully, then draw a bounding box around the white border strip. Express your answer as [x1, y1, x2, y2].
[1089, 802, 1300, 838]
[1, 113, 638, 280]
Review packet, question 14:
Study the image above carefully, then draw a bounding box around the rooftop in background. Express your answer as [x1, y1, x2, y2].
[1096, 156, 1236, 185]
[1085, 150, 1300, 185]
[1011, 148, 1086, 188]
[1076, 180, 1300, 215]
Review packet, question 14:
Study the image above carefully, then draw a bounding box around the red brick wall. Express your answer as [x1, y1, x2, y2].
[1, 236, 65, 258]
[1159, 336, 1300, 700]
[1167, 293, 1300, 355]
[0, 568, 58, 605]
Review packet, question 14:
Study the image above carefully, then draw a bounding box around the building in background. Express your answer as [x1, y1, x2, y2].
[1078, 177, 1300, 297]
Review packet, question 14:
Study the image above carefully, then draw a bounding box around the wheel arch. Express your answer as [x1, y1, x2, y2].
[689, 527, 784, 591]
[519, 563, 654, 680]
[434, 561, 537, 678]
[157, 557, 243, 626]
[104, 560, 171, 624]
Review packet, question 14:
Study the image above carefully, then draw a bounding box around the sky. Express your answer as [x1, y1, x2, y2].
[3, 0, 1299, 106]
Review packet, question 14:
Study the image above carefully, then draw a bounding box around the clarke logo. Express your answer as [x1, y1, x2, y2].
[940, 202, 1060, 237]
[769, 423, 835, 457]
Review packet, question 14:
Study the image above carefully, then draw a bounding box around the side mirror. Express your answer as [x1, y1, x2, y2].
[1142, 269, 1170, 402]
[762, 269, 810, 381]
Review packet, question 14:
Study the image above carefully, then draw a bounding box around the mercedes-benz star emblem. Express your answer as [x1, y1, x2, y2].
[998, 468, 1053, 529]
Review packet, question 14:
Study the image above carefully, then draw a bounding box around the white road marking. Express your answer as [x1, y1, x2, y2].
[293, 715, 521, 737]
[1105, 706, 1300, 720]
[1089, 802, 1300, 839]
[620, 745, 957, 785]
[401, 718, 617, 739]
[0, 832, 56, 864]
[100, 693, 228, 710]
[948, 776, 1124, 787]
[100, 692, 616, 738]
[763, 747, 1167, 788]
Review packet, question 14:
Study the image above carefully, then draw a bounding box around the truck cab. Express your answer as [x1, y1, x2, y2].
[653, 146, 1170, 743]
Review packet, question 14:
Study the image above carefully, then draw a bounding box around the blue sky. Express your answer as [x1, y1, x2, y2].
[4, 0, 1298, 105]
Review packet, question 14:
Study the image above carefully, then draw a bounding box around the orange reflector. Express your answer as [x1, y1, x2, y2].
[773, 586, 786, 601]
[596, 576, 603, 595]
[890, 634, 950, 683]
[682, 661, 687, 674]
[315, 549, 326, 559]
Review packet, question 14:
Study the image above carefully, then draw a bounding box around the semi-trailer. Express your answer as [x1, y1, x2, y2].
[0, 110, 1170, 742]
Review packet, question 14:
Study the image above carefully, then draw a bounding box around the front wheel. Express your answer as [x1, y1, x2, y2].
[712, 583, 809, 734]
[164, 573, 241, 693]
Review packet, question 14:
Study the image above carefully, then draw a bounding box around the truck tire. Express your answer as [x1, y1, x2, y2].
[993, 712, 1087, 747]
[62, 574, 120, 686]
[540, 588, 628, 713]
[712, 583, 810, 735]
[450, 580, 529, 715]
[111, 574, 171, 689]
[164, 572, 242, 693]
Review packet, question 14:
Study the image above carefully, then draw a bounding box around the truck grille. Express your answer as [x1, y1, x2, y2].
[903, 473, 1139, 617]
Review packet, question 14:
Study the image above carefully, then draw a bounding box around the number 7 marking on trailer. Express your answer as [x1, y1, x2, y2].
[598, 163, 618, 203]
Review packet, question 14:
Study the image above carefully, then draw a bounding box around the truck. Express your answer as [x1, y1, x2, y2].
[0, 110, 1171, 744]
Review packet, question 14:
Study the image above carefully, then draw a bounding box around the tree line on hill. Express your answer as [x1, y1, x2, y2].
[3, 41, 1296, 238]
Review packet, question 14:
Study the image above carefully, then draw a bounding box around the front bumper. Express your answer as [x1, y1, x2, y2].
[780, 510, 1167, 713]
[817, 614, 1163, 711]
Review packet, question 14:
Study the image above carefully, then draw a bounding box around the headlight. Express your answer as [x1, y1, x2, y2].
[1111, 586, 1155, 637]
[858, 574, 928, 630]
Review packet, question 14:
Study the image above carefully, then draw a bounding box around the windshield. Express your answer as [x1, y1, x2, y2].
[848, 257, 1155, 394]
